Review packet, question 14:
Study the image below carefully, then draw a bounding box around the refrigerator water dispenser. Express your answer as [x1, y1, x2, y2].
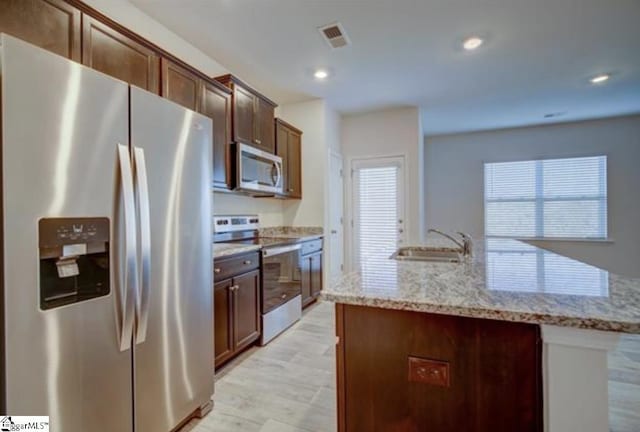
[38, 217, 110, 310]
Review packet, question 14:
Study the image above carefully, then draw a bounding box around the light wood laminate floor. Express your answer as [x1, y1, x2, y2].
[181, 301, 639, 432]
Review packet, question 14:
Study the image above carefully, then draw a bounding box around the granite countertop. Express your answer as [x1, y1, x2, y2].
[213, 243, 262, 259]
[322, 237, 640, 334]
[258, 226, 323, 241]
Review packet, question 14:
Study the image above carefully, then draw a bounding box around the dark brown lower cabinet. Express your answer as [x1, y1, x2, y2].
[336, 304, 542, 432]
[301, 249, 322, 308]
[214, 253, 261, 369]
[214, 278, 234, 366]
[232, 270, 261, 349]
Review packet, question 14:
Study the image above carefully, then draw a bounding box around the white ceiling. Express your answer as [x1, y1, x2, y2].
[131, 0, 640, 136]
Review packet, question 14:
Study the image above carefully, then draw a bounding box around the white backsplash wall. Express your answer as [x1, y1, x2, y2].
[278, 99, 331, 228]
[213, 192, 284, 227]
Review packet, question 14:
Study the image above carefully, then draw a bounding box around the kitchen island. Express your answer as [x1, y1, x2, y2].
[322, 239, 640, 432]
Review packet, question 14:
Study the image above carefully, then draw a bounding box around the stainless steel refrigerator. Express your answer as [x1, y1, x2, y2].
[0, 34, 214, 432]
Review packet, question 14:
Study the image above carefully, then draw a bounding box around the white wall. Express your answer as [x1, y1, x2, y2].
[342, 107, 423, 268]
[277, 100, 343, 283]
[278, 100, 327, 228]
[213, 193, 284, 226]
[425, 115, 640, 277]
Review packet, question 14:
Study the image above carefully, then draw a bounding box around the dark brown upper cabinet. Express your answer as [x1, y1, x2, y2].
[215, 74, 277, 154]
[200, 80, 233, 190]
[82, 15, 159, 93]
[161, 57, 200, 111]
[0, 0, 81, 61]
[275, 119, 303, 199]
[255, 96, 275, 153]
[161, 59, 233, 190]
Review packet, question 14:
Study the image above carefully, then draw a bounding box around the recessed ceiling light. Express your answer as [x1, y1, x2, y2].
[462, 37, 484, 51]
[590, 73, 610, 84]
[314, 69, 329, 80]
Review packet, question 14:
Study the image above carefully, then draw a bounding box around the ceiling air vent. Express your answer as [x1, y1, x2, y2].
[318, 22, 350, 49]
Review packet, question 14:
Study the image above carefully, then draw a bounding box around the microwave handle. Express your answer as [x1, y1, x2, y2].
[274, 160, 282, 188]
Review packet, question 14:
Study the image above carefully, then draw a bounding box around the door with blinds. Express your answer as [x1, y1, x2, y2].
[352, 157, 405, 269]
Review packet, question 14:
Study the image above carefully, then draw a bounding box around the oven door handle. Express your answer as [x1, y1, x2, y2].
[262, 244, 301, 257]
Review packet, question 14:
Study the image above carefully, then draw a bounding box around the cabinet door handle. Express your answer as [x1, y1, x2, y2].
[243, 260, 252, 265]
[214, 268, 221, 274]
[255, 139, 262, 144]
[288, 188, 294, 192]
[230, 285, 239, 292]
[281, 294, 287, 299]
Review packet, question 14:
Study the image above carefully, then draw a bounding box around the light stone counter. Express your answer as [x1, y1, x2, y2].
[323, 238, 640, 334]
[213, 243, 261, 259]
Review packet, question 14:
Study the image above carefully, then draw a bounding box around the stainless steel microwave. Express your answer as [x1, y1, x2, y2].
[236, 143, 283, 194]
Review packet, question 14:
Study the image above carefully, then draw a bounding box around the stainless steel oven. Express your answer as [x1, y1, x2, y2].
[213, 215, 303, 345]
[261, 244, 302, 345]
[236, 143, 283, 194]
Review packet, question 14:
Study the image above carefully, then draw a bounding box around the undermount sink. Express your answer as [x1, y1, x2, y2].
[390, 247, 462, 263]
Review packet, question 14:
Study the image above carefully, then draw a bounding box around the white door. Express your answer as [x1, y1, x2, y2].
[352, 156, 405, 269]
[328, 151, 344, 280]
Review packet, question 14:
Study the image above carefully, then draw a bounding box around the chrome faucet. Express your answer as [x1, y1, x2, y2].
[428, 229, 473, 256]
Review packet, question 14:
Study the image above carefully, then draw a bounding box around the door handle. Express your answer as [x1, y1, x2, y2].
[116, 144, 138, 352]
[133, 147, 151, 345]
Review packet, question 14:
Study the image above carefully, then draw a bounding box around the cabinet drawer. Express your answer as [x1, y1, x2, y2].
[300, 239, 322, 256]
[214, 251, 259, 281]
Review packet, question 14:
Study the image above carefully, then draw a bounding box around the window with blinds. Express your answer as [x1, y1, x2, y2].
[354, 163, 401, 272]
[484, 156, 607, 239]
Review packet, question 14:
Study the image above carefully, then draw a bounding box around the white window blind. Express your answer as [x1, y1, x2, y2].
[355, 165, 400, 269]
[484, 156, 607, 239]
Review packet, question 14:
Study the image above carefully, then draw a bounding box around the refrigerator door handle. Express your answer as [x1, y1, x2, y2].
[133, 146, 151, 344]
[117, 143, 138, 352]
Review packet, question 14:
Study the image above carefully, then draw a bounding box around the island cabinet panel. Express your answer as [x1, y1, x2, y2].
[161, 58, 200, 111]
[0, 0, 81, 61]
[200, 81, 233, 190]
[82, 16, 159, 93]
[335, 304, 542, 432]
